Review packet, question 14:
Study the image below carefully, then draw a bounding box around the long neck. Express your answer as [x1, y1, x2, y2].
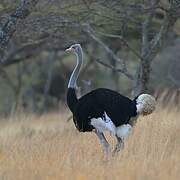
[68, 49, 83, 88]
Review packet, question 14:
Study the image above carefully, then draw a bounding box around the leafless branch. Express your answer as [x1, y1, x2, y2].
[83, 25, 126, 66]
[95, 31, 142, 60]
[83, 24, 135, 78]
[95, 59, 134, 80]
[1, 40, 45, 66]
[145, 10, 179, 61]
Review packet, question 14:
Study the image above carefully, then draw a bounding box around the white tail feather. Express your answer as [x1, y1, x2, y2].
[116, 124, 132, 139]
[91, 117, 116, 136]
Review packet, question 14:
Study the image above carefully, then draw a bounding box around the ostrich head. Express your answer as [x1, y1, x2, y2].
[65, 44, 82, 54]
[136, 94, 156, 116]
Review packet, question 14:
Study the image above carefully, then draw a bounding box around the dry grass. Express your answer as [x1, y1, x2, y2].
[0, 106, 180, 180]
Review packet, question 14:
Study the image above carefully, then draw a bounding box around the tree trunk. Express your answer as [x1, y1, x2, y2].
[134, 59, 151, 96]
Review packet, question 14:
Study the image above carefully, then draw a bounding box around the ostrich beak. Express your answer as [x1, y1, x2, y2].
[65, 47, 72, 52]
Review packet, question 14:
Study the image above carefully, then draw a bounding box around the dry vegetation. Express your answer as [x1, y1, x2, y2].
[0, 105, 180, 180]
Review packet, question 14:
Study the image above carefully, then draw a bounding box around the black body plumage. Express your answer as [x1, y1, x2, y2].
[67, 88, 137, 132]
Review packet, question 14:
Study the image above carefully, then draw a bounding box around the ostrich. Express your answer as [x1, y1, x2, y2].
[66, 44, 156, 159]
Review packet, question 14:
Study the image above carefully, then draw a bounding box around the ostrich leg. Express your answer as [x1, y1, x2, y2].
[112, 135, 124, 155]
[95, 130, 110, 160]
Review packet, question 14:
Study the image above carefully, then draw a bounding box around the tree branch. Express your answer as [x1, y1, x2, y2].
[141, 0, 158, 58]
[146, 15, 178, 61]
[95, 30, 143, 60]
[95, 59, 134, 80]
[0, 40, 45, 66]
[83, 24, 126, 68]
[0, 0, 38, 50]
[83, 24, 134, 80]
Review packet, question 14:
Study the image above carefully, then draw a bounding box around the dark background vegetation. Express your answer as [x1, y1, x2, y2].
[0, 0, 179, 114]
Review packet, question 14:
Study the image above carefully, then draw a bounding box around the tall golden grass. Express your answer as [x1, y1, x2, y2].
[0, 105, 180, 180]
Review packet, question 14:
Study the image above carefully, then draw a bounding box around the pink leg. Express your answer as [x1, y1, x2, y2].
[95, 130, 110, 161]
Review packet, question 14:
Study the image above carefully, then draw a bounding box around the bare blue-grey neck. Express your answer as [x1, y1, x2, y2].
[68, 46, 83, 88]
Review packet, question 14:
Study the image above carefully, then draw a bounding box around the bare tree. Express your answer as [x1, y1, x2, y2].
[0, 0, 179, 113]
[82, 0, 180, 95]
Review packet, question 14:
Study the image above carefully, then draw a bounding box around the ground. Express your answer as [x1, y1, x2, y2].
[0, 106, 180, 180]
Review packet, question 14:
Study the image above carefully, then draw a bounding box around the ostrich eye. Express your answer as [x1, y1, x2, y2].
[71, 46, 76, 51]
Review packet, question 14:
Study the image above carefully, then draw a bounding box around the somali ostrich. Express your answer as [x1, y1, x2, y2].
[66, 44, 156, 159]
